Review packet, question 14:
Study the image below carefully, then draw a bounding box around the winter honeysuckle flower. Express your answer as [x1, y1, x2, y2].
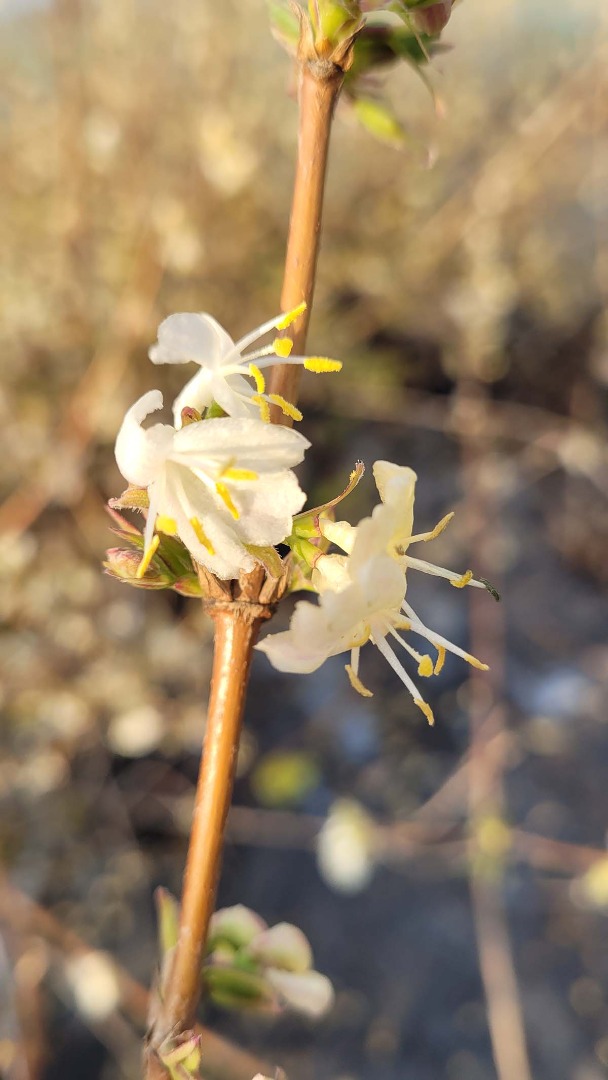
[148, 303, 342, 425]
[114, 390, 309, 580]
[258, 459, 490, 723]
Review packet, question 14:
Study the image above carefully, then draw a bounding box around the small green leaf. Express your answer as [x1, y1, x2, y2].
[353, 97, 406, 146]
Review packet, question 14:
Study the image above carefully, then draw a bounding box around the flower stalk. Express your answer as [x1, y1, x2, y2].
[269, 56, 345, 416]
[146, 18, 348, 1076]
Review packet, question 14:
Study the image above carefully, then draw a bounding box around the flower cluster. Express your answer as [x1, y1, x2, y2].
[110, 305, 341, 582]
[257, 460, 495, 725]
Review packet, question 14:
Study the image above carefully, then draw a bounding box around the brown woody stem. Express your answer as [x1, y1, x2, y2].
[269, 60, 343, 417]
[147, 607, 263, 1065]
[146, 40, 344, 1080]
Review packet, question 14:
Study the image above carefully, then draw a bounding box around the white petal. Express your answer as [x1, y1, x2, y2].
[248, 923, 312, 973]
[372, 460, 416, 549]
[114, 390, 173, 487]
[228, 471, 306, 546]
[172, 417, 310, 473]
[265, 968, 334, 1018]
[149, 312, 235, 366]
[172, 368, 215, 424]
[256, 601, 335, 673]
[311, 554, 351, 594]
[209, 372, 257, 419]
[320, 518, 357, 555]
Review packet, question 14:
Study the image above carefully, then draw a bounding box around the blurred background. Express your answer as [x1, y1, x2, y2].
[1, 1, 608, 1078]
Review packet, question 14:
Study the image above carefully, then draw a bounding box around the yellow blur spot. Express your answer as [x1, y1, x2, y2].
[136, 534, 160, 579]
[304, 357, 343, 373]
[248, 363, 265, 394]
[417, 655, 434, 678]
[450, 569, 473, 589]
[190, 517, 215, 554]
[252, 394, 270, 422]
[345, 664, 374, 698]
[434, 645, 446, 675]
[276, 301, 306, 330]
[156, 515, 177, 535]
[273, 337, 293, 358]
[268, 394, 303, 422]
[414, 698, 435, 726]
[216, 481, 239, 519]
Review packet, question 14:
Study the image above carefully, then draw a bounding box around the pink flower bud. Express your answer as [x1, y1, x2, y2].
[411, 0, 452, 35]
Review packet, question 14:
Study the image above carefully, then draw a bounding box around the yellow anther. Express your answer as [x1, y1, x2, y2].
[222, 467, 259, 482]
[190, 516, 215, 555]
[251, 394, 270, 422]
[156, 515, 178, 535]
[409, 512, 455, 544]
[414, 698, 435, 727]
[450, 569, 473, 589]
[273, 337, 293, 358]
[215, 481, 239, 519]
[268, 394, 303, 422]
[276, 301, 306, 330]
[464, 652, 489, 672]
[434, 646, 446, 675]
[393, 617, 412, 631]
[303, 357, 343, 373]
[418, 655, 434, 678]
[135, 534, 160, 579]
[248, 363, 266, 394]
[345, 664, 374, 698]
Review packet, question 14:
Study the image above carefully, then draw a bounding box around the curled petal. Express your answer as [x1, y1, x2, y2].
[149, 313, 234, 366]
[114, 390, 173, 488]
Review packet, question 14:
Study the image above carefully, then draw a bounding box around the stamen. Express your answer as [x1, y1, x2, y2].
[303, 357, 343, 373]
[268, 394, 303, 422]
[251, 394, 270, 422]
[190, 516, 215, 555]
[215, 481, 239, 519]
[156, 515, 178, 535]
[450, 570, 473, 589]
[222, 466, 259, 482]
[248, 363, 266, 394]
[345, 663, 374, 698]
[276, 301, 306, 330]
[434, 646, 446, 675]
[417, 655, 434, 677]
[135, 534, 160, 579]
[409, 512, 455, 544]
[401, 600, 489, 672]
[414, 699, 435, 726]
[273, 337, 293, 358]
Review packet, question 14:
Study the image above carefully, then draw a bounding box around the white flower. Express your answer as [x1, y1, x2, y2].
[115, 390, 309, 580]
[148, 304, 341, 425]
[257, 460, 489, 723]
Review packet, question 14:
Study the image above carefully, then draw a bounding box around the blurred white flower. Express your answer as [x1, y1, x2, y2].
[317, 798, 376, 894]
[258, 460, 489, 723]
[115, 390, 309, 580]
[148, 305, 341, 425]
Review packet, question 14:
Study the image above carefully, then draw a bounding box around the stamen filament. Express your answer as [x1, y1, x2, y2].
[136, 534, 160, 579]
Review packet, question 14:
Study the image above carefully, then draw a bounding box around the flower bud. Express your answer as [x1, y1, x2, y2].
[103, 548, 171, 588]
[410, 0, 452, 35]
[308, 0, 363, 55]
